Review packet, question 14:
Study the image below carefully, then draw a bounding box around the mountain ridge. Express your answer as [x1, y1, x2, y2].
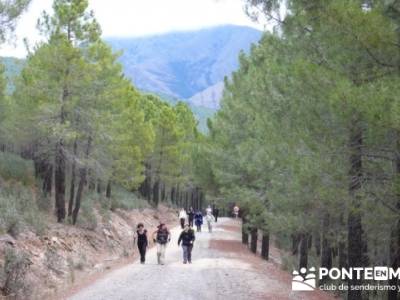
[107, 25, 263, 108]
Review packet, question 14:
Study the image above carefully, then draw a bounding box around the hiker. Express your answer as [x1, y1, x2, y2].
[194, 211, 203, 232]
[134, 223, 148, 264]
[179, 208, 187, 229]
[187, 207, 195, 227]
[205, 212, 215, 233]
[152, 223, 171, 265]
[214, 206, 219, 222]
[206, 205, 212, 215]
[233, 205, 239, 219]
[178, 224, 195, 264]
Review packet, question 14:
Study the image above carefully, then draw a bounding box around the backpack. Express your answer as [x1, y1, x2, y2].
[156, 229, 169, 244]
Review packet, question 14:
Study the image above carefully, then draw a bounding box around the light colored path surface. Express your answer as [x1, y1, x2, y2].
[68, 218, 335, 300]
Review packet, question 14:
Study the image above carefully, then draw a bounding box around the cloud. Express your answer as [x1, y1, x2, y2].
[0, 0, 263, 57]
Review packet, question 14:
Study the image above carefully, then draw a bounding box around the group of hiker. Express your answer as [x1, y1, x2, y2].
[179, 205, 219, 233]
[133, 205, 222, 265]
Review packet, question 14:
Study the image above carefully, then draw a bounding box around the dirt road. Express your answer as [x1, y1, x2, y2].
[68, 218, 335, 300]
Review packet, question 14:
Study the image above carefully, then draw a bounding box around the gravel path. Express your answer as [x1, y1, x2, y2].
[68, 218, 335, 300]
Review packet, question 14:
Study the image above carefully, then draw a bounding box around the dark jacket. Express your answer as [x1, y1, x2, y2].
[156, 228, 170, 244]
[178, 229, 195, 246]
[137, 229, 148, 246]
[194, 213, 203, 226]
[188, 210, 195, 221]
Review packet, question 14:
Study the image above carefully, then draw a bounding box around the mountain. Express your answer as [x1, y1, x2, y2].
[1, 26, 262, 130]
[107, 25, 263, 108]
[188, 82, 224, 110]
[1, 57, 24, 92]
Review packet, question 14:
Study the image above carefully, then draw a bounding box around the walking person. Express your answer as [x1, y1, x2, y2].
[133, 223, 148, 264]
[188, 207, 195, 227]
[178, 224, 195, 264]
[194, 210, 203, 232]
[214, 206, 219, 222]
[179, 208, 187, 229]
[205, 212, 215, 233]
[233, 205, 240, 219]
[152, 223, 171, 265]
[206, 205, 212, 215]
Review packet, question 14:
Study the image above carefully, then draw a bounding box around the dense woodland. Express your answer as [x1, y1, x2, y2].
[0, 0, 203, 233]
[1, 0, 400, 299]
[194, 1, 400, 299]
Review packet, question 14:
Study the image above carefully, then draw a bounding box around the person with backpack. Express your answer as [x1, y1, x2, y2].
[206, 205, 212, 215]
[179, 208, 187, 229]
[187, 207, 195, 227]
[233, 205, 240, 219]
[178, 224, 195, 264]
[152, 223, 171, 265]
[194, 211, 203, 232]
[133, 223, 148, 264]
[205, 212, 215, 233]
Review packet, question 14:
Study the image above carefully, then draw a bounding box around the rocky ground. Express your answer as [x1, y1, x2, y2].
[68, 218, 336, 300]
[0, 205, 178, 300]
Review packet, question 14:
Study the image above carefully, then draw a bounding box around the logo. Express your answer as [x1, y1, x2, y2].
[291, 266, 400, 292]
[292, 267, 316, 291]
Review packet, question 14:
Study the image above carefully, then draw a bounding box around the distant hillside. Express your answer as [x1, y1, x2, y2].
[188, 82, 224, 110]
[1, 57, 24, 92]
[107, 25, 263, 108]
[1, 26, 262, 130]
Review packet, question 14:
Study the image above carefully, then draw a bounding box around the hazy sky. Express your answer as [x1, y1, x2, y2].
[0, 0, 264, 58]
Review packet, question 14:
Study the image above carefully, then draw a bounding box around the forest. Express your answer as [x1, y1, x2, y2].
[1, 0, 400, 299]
[195, 1, 400, 300]
[0, 0, 203, 233]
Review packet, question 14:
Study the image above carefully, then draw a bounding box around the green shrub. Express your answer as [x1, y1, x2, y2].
[110, 186, 149, 211]
[0, 184, 46, 236]
[76, 197, 97, 231]
[0, 152, 34, 185]
[0, 202, 20, 237]
[44, 249, 63, 275]
[0, 247, 31, 297]
[281, 252, 297, 272]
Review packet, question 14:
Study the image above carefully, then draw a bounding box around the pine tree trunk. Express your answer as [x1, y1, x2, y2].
[338, 213, 347, 269]
[250, 227, 258, 254]
[193, 189, 196, 210]
[88, 170, 95, 191]
[308, 235, 312, 249]
[141, 175, 151, 201]
[161, 182, 165, 202]
[34, 153, 52, 197]
[55, 69, 70, 223]
[321, 213, 332, 284]
[55, 142, 66, 222]
[68, 139, 77, 217]
[347, 116, 364, 300]
[176, 184, 180, 206]
[199, 191, 204, 210]
[72, 167, 86, 225]
[153, 180, 159, 206]
[97, 179, 102, 194]
[315, 230, 321, 257]
[42, 161, 53, 198]
[299, 233, 309, 270]
[292, 234, 301, 255]
[261, 232, 269, 260]
[170, 186, 176, 204]
[106, 180, 112, 198]
[242, 216, 249, 245]
[72, 137, 91, 225]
